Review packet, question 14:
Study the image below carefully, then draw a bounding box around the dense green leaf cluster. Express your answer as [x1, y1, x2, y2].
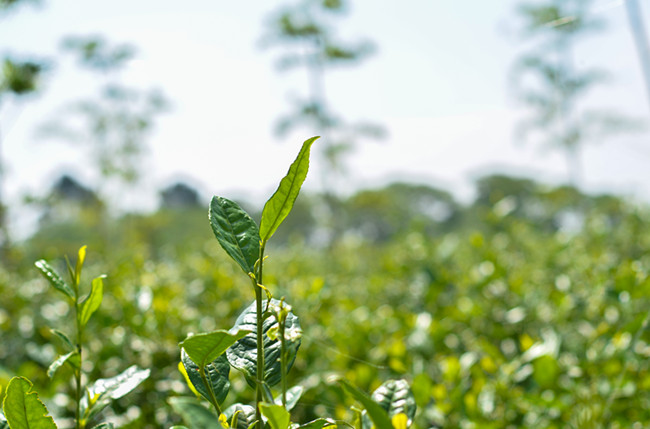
[0, 164, 649, 427]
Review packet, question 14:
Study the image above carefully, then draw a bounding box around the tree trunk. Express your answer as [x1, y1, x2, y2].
[625, 0, 650, 114]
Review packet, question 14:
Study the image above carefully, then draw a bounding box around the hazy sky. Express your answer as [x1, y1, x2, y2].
[1, 0, 649, 236]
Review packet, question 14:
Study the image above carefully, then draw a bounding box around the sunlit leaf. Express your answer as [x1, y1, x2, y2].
[274, 385, 304, 411]
[34, 260, 75, 300]
[259, 403, 290, 429]
[223, 404, 256, 429]
[181, 349, 230, 405]
[80, 276, 105, 326]
[338, 378, 392, 429]
[82, 366, 150, 422]
[180, 329, 250, 368]
[2, 376, 57, 429]
[226, 299, 301, 387]
[259, 136, 318, 243]
[209, 196, 261, 275]
[371, 379, 416, 425]
[47, 351, 80, 378]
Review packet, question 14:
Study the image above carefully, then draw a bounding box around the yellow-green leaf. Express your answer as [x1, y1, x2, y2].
[80, 276, 105, 326]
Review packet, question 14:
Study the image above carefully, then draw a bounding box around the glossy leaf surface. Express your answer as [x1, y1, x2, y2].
[259, 136, 318, 243]
[259, 403, 290, 429]
[3, 376, 57, 429]
[50, 329, 74, 352]
[80, 276, 105, 326]
[274, 385, 304, 411]
[90, 424, 114, 429]
[338, 379, 392, 429]
[82, 366, 150, 421]
[209, 196, 260, 274]
[298, 418, 336, 429]
[226, 299, 301, 386]
[47, 351, 80, 378]
[181, 349, 230, 405]
[169, 397, 222, 429]
[34, 260, 74, 300]
[180, 329, 250, 368]
[371, 379, 416, 425]
[223, 404, 256, 429]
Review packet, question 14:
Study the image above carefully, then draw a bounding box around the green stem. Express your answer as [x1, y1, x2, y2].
[199, 366, 222, 415]
[254, 243, 267, 429]
[74, 296, 83, 429]
[280, 314, 287, 408]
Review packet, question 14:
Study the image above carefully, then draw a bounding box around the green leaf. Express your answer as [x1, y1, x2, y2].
[259, 403, 290, 429]
[82, 366, 150, 422]
[226, 299, 301, 387]
[89, 424, 114, 429]
[223, 404, 256, 429]
[338, 379, 392, 429]
[274, 385, 304, 411]
[50, 329, 74, 352]
[169, 397, 222, 429]
[209, 196, 261, 274]
[2, 376, 57, 429]
[259, 136, 319, 244]
[34, 260, 75, 300]
[47, 351, 80, 378]
[180, 329, 250, 368]
[181, 349, 230, 405]
[75, 245, 87, 286]
[371, 379, 416, 425]
[0, 416, 8, 429]
[80, 276, 105, 327]
[298, 418, 337, 429]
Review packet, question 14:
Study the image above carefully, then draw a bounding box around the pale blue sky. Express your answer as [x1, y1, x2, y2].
[1, 0, 649, 235]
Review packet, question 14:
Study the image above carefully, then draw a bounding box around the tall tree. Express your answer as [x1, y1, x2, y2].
[262, 0, 384, 185]
[0, 0, 45, 253]
[624, 0, 650, 113]
[512, 0, 633, 186]
[39, 36, 168, 207]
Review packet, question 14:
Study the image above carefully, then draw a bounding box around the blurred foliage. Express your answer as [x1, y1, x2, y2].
[512, 0, 639, 185]
[1, 175, 650, 427]
[263, 0, 384, 177]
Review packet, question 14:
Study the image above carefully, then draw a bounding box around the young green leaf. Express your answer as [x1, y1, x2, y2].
[259, 403, 290, 429]
[2, 376, 57, 429]
[223, 404, 256, 429]
[34, 260, 75, 300]
[75, 245, 87, 286]
[209, 196, 261, 275]
[259, 136, 319, 244]
[181, 349, 231, 405]
[50, 329, 75, 352]
[226, 299, 301, 387]
[273, 385, 304, 411]
[80, 275, 105, 326]
[370, 379, 416, 425]
[47, 351, 80, 378]
[180, 329, 250, 368]
[169, 397, 223, 429]
[297, 418, 337, 429]
[89, 423, 114, 429]
[338, 378, 392, 429]
[81, 366, 150, 422]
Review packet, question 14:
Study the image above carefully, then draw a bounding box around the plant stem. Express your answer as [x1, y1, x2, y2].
[75, 295, 83, 429]
[199, 366, 222, 415]
[279, 309, 287, 408]
[254, 243, 267, 429]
